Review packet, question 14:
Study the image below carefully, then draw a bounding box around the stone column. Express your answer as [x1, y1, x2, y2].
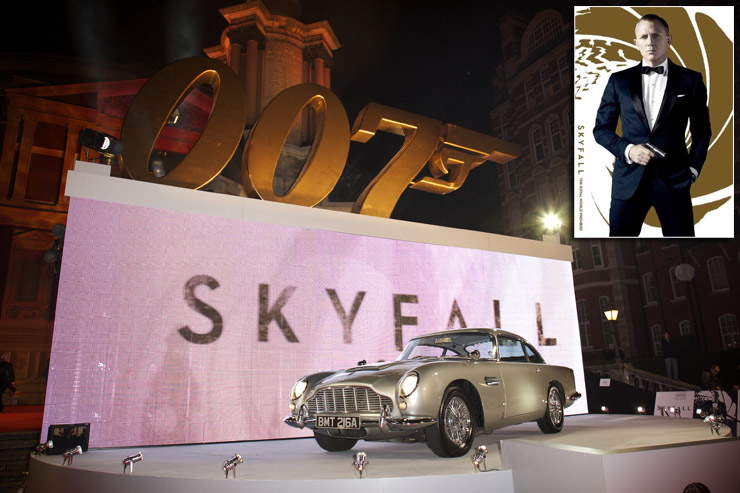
[245, 39, 259, 127]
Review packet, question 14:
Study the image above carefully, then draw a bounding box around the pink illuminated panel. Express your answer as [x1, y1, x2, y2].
[42, 197, 585, 447]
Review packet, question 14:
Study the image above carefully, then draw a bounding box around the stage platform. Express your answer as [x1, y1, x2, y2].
[26, 415, 740, 493]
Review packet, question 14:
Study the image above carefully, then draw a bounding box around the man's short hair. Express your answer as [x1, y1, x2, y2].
[638, 14, 670, 34]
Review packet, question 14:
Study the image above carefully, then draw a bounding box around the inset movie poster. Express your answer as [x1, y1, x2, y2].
[574, 7, 733, 238]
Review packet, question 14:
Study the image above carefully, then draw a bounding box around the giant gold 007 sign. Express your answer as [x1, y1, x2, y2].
[120, 57, 520, 218]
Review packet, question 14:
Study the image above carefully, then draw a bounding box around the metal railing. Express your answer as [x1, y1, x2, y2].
[587, 363, 700, 392]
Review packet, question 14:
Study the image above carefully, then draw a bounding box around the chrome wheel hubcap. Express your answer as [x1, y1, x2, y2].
[548, 387, 563, 426]
[444, 396, 472, 447]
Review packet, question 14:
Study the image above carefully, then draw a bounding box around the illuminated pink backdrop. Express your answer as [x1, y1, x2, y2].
[42, 197, 585, 447]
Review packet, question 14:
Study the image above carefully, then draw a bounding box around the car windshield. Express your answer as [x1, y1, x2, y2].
[397, 332, 496, 361]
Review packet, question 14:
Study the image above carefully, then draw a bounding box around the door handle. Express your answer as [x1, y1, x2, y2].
[485, 377, 500, 386]
[536, 367, 542, 373]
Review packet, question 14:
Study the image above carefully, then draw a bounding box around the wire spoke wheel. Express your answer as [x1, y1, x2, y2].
[444, 396, 472, 447]
[537, 384, 564, 434]
[547, 386, 563, 426]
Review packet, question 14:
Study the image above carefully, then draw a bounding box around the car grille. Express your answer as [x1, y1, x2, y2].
[307, 386, 392, 414]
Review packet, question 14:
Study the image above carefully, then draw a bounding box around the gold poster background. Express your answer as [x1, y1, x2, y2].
[574, 6, 734, 238]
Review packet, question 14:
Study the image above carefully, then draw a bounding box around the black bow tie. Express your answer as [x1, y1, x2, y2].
[642, 66, 665, 75]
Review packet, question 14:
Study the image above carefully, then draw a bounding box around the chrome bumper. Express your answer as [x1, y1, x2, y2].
[284, 405, 436, 433]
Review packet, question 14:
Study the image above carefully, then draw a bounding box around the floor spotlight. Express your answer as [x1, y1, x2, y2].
[352, 451, 369, 478]
[123, 452, 143, 474]
[34, 440, 53, 456]
[79, 128, 123, 165]
[600, 405, 609, 414]
[62, 445, 82, 465]
[222, 454, 243, 479]
[636, 406, 646, 415]
[471, 445, 488, 472]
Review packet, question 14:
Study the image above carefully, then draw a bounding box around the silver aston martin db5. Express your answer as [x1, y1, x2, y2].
[284, 328, 581, 457]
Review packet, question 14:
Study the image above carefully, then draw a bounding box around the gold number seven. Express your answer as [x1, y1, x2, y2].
[350, 103, 442, 217]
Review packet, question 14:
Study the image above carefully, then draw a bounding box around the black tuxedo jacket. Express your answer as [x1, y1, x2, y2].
[593, 59, 711, 200]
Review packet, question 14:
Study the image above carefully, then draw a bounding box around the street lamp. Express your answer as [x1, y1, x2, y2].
[541, 213, 562, 244]
[604, 309, 621, 366]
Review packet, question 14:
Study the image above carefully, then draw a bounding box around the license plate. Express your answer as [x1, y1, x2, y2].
[316, 415, 360, 429]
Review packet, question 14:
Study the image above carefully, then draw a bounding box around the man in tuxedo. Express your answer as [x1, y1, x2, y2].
[593, 13, 711, 236]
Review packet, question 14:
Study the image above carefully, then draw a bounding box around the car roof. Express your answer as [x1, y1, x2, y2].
[411, 328, 523, 341]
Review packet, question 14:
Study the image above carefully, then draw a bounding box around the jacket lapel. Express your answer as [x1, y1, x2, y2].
[628, 64, 650, 131]
[652, 59, 679, 135]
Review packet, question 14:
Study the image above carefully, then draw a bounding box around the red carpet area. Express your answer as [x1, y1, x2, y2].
[0, 406, 44, 432]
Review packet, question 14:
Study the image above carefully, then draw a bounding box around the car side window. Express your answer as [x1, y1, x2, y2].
[524, 343, 545, 363]
[498, 336, 527, 362]
[465, 336, 496, 359]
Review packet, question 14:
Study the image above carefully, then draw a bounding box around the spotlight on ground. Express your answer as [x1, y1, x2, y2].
[34, 440, 53, 456]
[222, 454, 243, 479]
[600, 406, 609, 414]
[62, 445, 82, 465]
[471, 445, 488, 472]
[123, 452, 143, 474]
[353, 451, 369, 478]
[636, 406, 646, 414]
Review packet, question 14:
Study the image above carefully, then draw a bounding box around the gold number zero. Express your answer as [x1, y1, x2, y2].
[242, 84, 350, 206]
[120, 57, 247, 189]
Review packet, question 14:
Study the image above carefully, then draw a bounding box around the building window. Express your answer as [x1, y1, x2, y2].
[525, 79, 535, 108]
[536, 182, 551, 208]
[558, 55, 569, 86]
[527, 14, 561, 57]
[506, 159, 518, 188]
[531, 128, 545, 161]
[643, 272, 657, 303]
[591, 239, 603, 267]
[548, 117, 562, 152]
[719, 315, 738, 350]
[679, 320, 693, 336]
[540, 68, 550, 96]
[635, 239, 648, 254]
[577, 299, 590, 347]
[600, 296, 613, 345]
[556, 174, 568, 203]
[498, 114, 510, 139]
[707, 256, 729, 291]
[669, 266, 687, 299]
[572, 248, 582, 271]
[651, 325, 663, 355]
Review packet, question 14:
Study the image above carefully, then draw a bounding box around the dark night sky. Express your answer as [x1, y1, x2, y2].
[1, 0, 572, 233]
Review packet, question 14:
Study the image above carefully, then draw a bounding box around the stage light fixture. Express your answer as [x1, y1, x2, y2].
[123, 452, 143, 474]
[79, 128, 124, 165]
[600, 405, 609, 414]
[148, 151, 166, 178]
[471, 445, 488, 472]
[34, 440, 53, 456]
[222, 454, 243, 479]
[636, 406, 646, 415]
[62, 445, 82, 465]
[352, 451, 369, 478]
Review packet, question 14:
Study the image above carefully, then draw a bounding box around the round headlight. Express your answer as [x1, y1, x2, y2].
[291, 379, 308, 400]
[399, 372, 419, 398]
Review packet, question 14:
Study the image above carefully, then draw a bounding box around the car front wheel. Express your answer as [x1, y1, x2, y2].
[313, 432, 358, 452]
[537, 384, 564, 433]
[426, 387, 475, 457]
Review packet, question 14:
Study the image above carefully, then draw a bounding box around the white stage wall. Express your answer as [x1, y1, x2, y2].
[41, 162, 586, 448]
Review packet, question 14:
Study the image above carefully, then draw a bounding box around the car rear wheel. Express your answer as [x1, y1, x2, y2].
[426, 387, 475, 457]
[537, 384, 564, 434]
[313, 432, 358, 452]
